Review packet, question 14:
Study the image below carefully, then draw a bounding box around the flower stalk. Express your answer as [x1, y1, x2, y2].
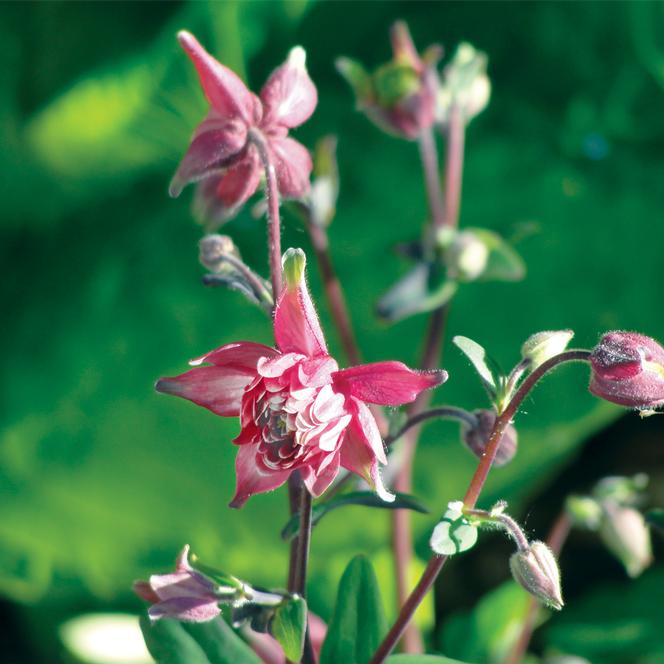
[369, 349, 591, 664]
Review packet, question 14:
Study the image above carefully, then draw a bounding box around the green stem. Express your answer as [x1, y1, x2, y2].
[369, 350, 591, 664]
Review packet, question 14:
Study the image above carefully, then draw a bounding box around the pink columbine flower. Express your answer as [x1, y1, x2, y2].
[156, 248, 447, 507]
[589, 331, 664, 409]
[171, 31, 317, 226]
[134, 545, 232, 622]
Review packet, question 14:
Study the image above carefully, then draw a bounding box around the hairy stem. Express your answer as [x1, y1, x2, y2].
[386, 406, 478, 446]
[505, 512, 572, 664]
[370, 350, 591, 664]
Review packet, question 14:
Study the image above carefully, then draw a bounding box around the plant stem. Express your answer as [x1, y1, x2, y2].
[386, 406, 477, 446]
[505, 512, 572, 664]
[442, 105, 465, 229]
[369, 350, 591, 664]
[308, 221, 362, 365]
[419, 127, 445, 229]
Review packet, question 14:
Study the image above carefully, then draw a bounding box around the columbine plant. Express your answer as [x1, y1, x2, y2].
[137, 23, 660, 664]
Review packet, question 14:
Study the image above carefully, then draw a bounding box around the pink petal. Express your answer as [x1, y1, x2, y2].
[270, 137, 313, 199]
[133, 580, 159, 604]
[169, 112, 248, 197]
[339, 424, 394, 502]
[193, 150, 262, 226]
[230, 443, 291, 508]
[301, 452, 340, 497]
[190, 341, 276, 369]
[177, 31, 259, 124]
[274, 271, 328, 358]
[148, 597, 220, 623]
[155, 365, 255, 417]
[260, 47, 317, 129]
[349, 397, 386, 463]
[333, 362, 447, 406]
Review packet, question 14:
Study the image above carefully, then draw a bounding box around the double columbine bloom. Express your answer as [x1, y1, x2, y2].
[157, 249, 446, 507]
[171, 31, 317, 226]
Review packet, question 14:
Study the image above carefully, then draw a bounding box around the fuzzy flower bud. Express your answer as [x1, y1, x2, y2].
[336, 21, 441, 140]
[199, 234, 241, 274]
[598, 500, 653, 578]
[461, 409, 518, 466]
[589, 331, 664, 409]
[444, 230, 490, 282]
[509, 541, 563, 610]
[437, 42, 490, 125]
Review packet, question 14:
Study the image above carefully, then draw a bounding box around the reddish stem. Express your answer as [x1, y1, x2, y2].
[370, 350, 591, 664]
[442, 105, 465, 228]
[505, 512, 572, 664]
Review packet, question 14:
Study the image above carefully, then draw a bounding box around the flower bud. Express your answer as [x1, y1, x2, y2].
[589, 331, 664, 409]
[336, 21, 441, 140]
[521, 330, 574, 370]
[444, 230, 490, 282]
[199, 234, 241, 274]
[461, 409, 518, 466]
[282, 247, 307, 289]
[437, 42, 490, 125]
[509, 541, 563, 610]
[598, 500, 653, 578]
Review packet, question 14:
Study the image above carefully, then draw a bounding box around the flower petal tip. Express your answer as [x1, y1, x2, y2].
[288, 46, 307, 70]
[155, 377, 181, 396]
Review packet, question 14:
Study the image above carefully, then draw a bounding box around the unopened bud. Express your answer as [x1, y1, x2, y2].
[444, 230, 490, 281]
[521, 330, 574, 370]
[565, 495, 602, 530]
[199, 234, 240, 274]
[598, 501, 652, 578]
[461, 409, 517, 466]
[510, 541, 563, 610]
[589, 331, 664, 409]
[282, 248, 306, 288]
[437, 42, 491, 125]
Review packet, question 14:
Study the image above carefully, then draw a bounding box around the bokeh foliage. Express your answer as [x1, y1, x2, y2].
[1, 1, 663, 661]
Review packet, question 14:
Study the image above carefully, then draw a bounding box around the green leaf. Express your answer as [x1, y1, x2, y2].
[319, 556, 387, 664]
[468, 228, 526, 282]
[140, 616, 262, 664]
[438, 581, 532, 663]
[282, 491, 429, 541]
[271, 596, 307, 662]
[429, 503, 478, 555]
[140, 616, 210, 664]
[452, 335, 503, 396]
[386, 656, 473, 664]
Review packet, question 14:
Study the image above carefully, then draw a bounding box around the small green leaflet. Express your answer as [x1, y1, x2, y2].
[271, 597, 307, 662]
[452, 335, 504, 397]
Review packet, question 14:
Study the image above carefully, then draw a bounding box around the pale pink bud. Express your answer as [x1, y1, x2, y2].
[461, 409, 517, 466]
[510, 541, 563, 610]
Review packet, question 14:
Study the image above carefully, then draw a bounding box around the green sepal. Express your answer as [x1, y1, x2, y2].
[335, 57, 374, 103]
[271, 596, 307, 662]
[467, 227, 526, 282]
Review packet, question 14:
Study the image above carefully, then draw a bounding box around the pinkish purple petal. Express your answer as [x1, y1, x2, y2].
[349, 397, 386, 464]
[333, 362, 447, 406]
[155, 365, 256, 417]
[339, 424, 394, 502]
[230, 443, 291, 508]
[301, 451, 340, 497]
[270, 137, 313, 199]
[148, 596, 221, 623]
[177, 31, 259, 124]
[260, 47, 317, 129]
[193, 150, 262, 226]
[274, 272, 328, 358]
[190, 341, 276, 370]
[169, 112, 248, 197]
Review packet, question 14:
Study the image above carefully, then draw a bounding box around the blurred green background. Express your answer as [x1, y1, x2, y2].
[1, 1, 663, 662]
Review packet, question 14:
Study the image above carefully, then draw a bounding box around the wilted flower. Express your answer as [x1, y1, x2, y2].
[589, 331, 664, 409]
[510, 540, 563, 610]
[336, 21, 441, 140]
[133, 545, 237, 622]
[171, 31, 317, 227]
[157, 248, 447, 507]
[460, 409, 518, 466]
[597, 500, 653, 578]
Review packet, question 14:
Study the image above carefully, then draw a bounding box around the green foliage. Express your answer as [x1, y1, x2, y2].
[386, 657, 472, 664]
[439, 581, 533, 663]
[281, 491, 429, 541]
[319, 556, 387, 664]
[271, 596, 307, 662]
[140, 616, 261, 664]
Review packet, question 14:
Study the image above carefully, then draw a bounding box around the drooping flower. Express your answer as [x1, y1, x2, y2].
[589, 331, 664, 409]
[171, 31, 318, 227]
[156, 248, 447, 507]
[133, 545, 236, 622]
[336, 21, 441, 140]
[509, 541, 563, 610]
